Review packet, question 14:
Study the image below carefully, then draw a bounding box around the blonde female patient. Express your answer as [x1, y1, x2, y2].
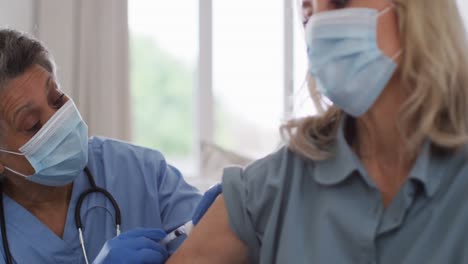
[169, 0, 468, 263]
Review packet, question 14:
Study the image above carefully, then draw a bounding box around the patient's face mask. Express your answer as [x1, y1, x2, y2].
[0, 100, 89, 186]
[305, 6, 401, 117]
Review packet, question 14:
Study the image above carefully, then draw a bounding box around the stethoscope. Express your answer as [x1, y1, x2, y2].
[0, 167, 122, 264]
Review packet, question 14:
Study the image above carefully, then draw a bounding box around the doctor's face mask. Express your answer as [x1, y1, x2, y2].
[0, 66, 88, 187]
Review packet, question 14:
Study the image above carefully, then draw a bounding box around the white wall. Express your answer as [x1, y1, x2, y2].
[0, 0, 35, 34]
[0, 0, 76, 96]
[36, 0, 76, 96]
[0, 0, 130, 141]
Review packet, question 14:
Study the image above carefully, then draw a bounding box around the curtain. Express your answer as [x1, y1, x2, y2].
[37, 0, 131, 141]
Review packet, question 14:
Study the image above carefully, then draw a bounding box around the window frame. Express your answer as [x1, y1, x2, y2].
[195, 0, 295, 178]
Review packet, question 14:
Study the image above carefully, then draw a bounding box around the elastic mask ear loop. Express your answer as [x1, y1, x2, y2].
[3, 167, 29, 178]
[391, 50, 402, 61]
[377, 5, 394, 17]
[0, 150, 29, 178]
[376, 4, 401, 62]
[0, 150, 24, 156]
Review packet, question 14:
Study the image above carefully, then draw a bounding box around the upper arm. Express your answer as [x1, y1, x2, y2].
[168, 150, 287, 263]
[167, 195, 249, 264]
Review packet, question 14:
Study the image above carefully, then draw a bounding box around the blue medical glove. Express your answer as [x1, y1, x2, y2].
[93, 228, 168, 264]
[192, 183, 222, 225]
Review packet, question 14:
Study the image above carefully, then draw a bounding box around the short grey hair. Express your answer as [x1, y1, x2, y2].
[0, 29, 56, 88]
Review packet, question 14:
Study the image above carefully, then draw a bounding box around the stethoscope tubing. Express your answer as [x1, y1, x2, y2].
[0, 167, 122, 264]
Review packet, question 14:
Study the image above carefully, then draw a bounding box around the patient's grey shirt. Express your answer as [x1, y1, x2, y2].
[222, 118, 468, 264]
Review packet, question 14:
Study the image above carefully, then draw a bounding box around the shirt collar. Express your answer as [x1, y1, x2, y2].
[408, 142, 452, 197]
[314, 116, 360, 185]
[313, 115, 449, 197]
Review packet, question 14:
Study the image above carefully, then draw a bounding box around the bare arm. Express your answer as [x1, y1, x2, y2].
[167, 195, 249, 264]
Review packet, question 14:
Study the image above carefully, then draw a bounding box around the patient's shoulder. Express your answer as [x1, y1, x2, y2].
[228, 146, 314, 190]
[221, 146, 315, 259]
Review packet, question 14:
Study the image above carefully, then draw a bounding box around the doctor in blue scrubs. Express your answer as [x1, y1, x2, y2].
[0, 29, 201, 263]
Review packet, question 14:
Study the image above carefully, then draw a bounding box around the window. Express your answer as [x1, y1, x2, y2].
[128, 1, 303, 189]
[212, 0, 285, 159]
[459, 0, 468, 25]
[128, 0, 468, 189]
[128, 1, 198, 176]
[292, 0, 316, 119]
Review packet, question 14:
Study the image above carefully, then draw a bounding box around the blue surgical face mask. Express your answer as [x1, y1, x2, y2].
[305, 6, 401, 117]
[0, 100, 89, 186]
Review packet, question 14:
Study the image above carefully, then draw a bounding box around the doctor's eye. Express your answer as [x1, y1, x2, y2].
[26, 121, 41, 133]
[52, 93, 65, 109]
[48, 87, 66, 109]
[330, 0, 350, 8]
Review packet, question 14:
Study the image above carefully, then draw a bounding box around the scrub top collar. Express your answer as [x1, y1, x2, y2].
[3, 169, 90, 263]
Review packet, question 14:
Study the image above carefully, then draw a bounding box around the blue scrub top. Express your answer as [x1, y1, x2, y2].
[223, 116, 468, 263]
[0, 137, 201, 263]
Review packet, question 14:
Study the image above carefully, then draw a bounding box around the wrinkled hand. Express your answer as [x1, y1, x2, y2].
[192, 183, 222, 225]
[93, 228, 168, 264]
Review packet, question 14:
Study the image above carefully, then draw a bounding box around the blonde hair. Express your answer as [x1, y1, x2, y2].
[282, 0, 468, 160]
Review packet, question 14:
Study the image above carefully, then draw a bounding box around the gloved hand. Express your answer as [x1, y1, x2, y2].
[192, 183, 222, 225]
[93, 228, 168, 264]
